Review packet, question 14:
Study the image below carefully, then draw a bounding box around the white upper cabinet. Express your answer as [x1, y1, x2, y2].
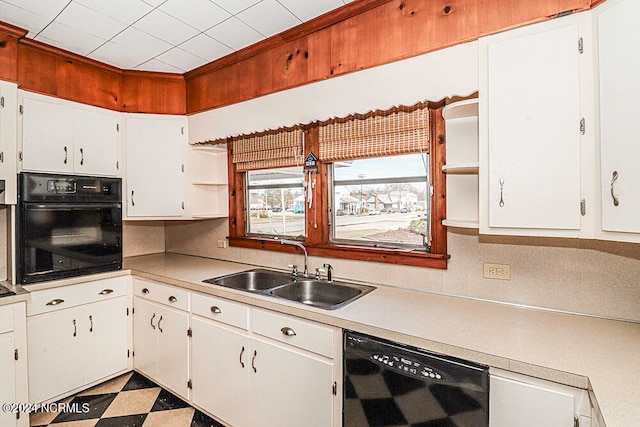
[595, 0, 640, 241]
[125, 115, 185, 218]
[479, 13, 594, 237]
[0, 81, 18, 204]
[20, 92, 119, 177]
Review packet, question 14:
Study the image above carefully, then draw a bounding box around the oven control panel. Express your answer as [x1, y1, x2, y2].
[372, 353, 445, 380]
[47, 179, 77, 193]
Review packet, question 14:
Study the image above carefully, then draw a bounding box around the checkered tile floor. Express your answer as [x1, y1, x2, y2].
[30, 371, 224, 427]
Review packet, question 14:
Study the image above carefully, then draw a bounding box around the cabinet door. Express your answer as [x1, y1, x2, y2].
[0, 335, 16, 427]
[481, 16, 583, 233]
[133, 297, 159, 380]
[597, 0, 640, 234]
[84, 297, 128, 385]
[0, 81, 18, 204]
[74, 109, 119, 176]
[125, 117, 184, 217]
[22, 97, 74, 174]
[191, 317, 249, 427]
[250, 338, 334, 427]
[27, 308, 84, 403]
[157, 305, 189, 399]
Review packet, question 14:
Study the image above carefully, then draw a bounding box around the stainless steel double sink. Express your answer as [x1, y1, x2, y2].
[203, 269, 374, 310]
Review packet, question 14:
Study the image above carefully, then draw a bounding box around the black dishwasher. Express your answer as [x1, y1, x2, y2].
[344, 331, 489, 427]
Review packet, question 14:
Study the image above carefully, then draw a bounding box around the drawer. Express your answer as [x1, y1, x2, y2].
[133, 278, 189, 311]
[191, 293, 249, 330]
[0, 306, 14, 334]
[252, 309, 335, 358]
[27, 276, 129, 316]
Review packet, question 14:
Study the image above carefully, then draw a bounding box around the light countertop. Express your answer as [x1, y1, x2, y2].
[74, 253, 640, 426]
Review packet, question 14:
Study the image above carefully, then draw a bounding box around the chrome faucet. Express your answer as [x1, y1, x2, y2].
[278, 239, 308, 277]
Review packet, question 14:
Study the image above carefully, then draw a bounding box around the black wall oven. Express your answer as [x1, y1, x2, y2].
[17, 173, 122, 284]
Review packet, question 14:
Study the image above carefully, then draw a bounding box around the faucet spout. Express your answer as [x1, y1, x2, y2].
[278, 239, 308, 277]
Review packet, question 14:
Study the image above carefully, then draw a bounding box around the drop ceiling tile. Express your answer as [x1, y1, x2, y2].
[141, 0, 167, 7]
[159, 0, 230, 31]
[133, 9, 199, 45]
[111, 26, 172, 58]
[238, 0, 300, 38]
[88, 40, 151, 69]
[205, 17, 263, 51]
[135, 58, 183, 73]
[2, 0, 69, 20]
[0, 1, 51, 36]
[210, 0, 261, 15]
[156, 47, 208, 71]
[74, 0, 153, 25]
[179, 33, 233, 62]
[36, 21, 107, 56]
[277, 0, 344, 22]
[56, 2, 128, 40]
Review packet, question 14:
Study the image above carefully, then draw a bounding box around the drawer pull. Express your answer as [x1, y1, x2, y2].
[252, 350, 257, 373]
[99, 289, 113, 295]
[158, 315, 163, 333]
[281, 327, 297, 337]
[239, 346, 245, 368]
[168, 296, 177, 303]
[142, 288, 149, 294]
[150, 313, 156, 330]
[210, 306, 222, 314]
[46, 299, 65, 306]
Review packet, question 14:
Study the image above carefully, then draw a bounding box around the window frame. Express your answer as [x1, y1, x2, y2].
[227, 104, 449, 269]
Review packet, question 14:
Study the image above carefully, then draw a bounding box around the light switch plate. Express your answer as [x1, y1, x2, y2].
[483, 263, 511, 280]
[217, 239, 227, 249]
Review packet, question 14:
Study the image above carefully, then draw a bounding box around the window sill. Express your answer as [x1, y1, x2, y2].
[229, 237, 449, 269]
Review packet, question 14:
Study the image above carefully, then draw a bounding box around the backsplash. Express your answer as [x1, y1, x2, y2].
[153, 219, 640, 322]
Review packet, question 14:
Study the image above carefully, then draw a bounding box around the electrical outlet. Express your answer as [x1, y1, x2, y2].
[217, 239, 227, 249]
[483, 263, 511, 280]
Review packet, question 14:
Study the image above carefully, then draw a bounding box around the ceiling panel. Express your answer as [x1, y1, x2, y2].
[0, 0, 355, 72]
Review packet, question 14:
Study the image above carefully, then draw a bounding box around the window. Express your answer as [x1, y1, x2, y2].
[246, 167, 304, 237]
[331, 154, 431, 250]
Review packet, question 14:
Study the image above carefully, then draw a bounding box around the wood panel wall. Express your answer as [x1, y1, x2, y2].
[0, 0, 605, 114]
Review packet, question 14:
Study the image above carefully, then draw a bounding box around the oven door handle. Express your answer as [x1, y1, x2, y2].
[24, 203, 122, 210]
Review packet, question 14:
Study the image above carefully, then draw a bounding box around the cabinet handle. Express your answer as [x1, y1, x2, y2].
[142, 288, 149, 294]
[281, 327, 297, 337]
[610, 171, 620, 207]
[99, 289, 113, 295]
[46, 299, 64, 306]
[239, 346, 245, 368]
[150, 313, 156, 330]
[64, 146, 68, 164]
[131, 190, 135, 206]
[210, 306, 221, 314]
[158, 315, 163, 333]
[252, 350, 257, 373]
[80, 148, 84, 166]
[73, 319, 77, 337]
[168, 296, 177, 303]
[499, 178, 505, 207]
[89, 315, 93, 333]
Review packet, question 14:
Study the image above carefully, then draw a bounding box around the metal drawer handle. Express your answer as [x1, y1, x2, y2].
[99, 289, 113, 295]
[252, 350, 257, 373]
[158, 315, 163, 333]
[210, 306, 221, 314]
[611, 171, 619, 207]
[142, 288, 149, 294]
[239, 346, 245, 368]
[89, 315, 93, 333]
[73, 319, 77, 337]
[46, 299, 65, 306]
[281, 327, 297, 337]
[150, 313, 156, 330]
[168, 296, 177, 303]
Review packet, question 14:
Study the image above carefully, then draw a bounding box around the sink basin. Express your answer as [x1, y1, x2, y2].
[269, 279, 374, 310]
[203, 269, 294, 292]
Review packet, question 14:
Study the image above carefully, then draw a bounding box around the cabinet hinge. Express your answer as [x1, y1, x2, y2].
[126, 307, 129, 316]
[187, 327, 192, 337]
[187, 379, 192, 389]
[181, 126, 184, 135]
[18, 151, 22, 161]
[0, 96, 4, 108]
[579, 118, 586, 135]
[127, 349, 130, 358]
[332, 381, 337, 396]
[16, 412, 19, 420]
[19, 104, 23, 115]
[578, 37, 584, 54]
[116, 123, 120, 132]
[0, 152, 4, 163]
[181, 164, 184, 173]
[580, 199, 586, 216]
[182, 202, 185, 210]
[14, 348, 18, 361]
[116, 161, 119, 170]
[574, 416, 580, 427]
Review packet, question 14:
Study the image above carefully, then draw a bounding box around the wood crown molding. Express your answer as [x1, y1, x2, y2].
[0, 21, 28, 38]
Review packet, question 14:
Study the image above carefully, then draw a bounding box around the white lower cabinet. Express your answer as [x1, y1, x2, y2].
[189, 293, 341, 427]
[490, 370, 591, 427]
[27, 277, 130, 403]
[0, 303, 28, 427]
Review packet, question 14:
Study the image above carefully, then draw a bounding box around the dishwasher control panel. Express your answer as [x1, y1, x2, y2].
[371, 353, 445, 380]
